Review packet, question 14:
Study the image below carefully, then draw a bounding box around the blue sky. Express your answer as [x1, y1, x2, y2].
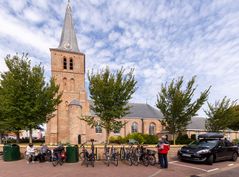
[0, 0, 239, 116]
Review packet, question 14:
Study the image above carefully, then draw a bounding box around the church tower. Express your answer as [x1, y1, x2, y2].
[45, 1, 89, 145]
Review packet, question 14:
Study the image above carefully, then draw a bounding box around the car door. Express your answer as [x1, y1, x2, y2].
[225, 140, 235, 159]
[215, 140, 227, 161]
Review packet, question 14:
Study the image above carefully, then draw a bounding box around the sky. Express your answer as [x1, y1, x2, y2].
[0, 0, 239, 117]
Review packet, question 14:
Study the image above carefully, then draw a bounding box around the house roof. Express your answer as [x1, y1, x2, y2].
[187, 117, 206, 130]
[89, 101, 163, 119]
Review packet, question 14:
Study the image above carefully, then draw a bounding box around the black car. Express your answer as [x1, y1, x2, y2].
[177, 133, 238, 165]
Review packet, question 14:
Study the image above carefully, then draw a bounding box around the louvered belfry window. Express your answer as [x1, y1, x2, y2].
[63, 58, 67, 69]
[70, 58, 73, 70]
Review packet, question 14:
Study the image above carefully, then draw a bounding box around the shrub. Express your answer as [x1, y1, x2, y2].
[191, 134, 196, 140]
[142, 134, 158, 144]
[176, 134, 192, 145]
[232, 139, 239, 145]
[126, 133, 145, 144]
[109, 133, 159, 145]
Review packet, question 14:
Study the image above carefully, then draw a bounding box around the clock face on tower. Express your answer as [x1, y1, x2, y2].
[64, 42, 72, 50]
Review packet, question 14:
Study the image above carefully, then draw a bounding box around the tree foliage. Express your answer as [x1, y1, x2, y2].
[0, 54, 62, 143]
[156, 76, 210, 144]
[205, 97, 239, 131]
[81, 67, 137, 143]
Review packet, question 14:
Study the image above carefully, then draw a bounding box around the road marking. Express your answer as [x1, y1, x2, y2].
[171, 162, 208, 172]
[169, 161, 179, 164]
[148, 170, 162, 177]
[207, 168, 219, 173]
[228, 163, 234, 166]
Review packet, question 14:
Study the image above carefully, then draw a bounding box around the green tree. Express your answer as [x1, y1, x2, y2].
[205, 97, 239, 132]
[156, 76, 210, 144]
[0, 54, 62, 143]
[228, 105, 239, 130]
[81, 67, 137, 143]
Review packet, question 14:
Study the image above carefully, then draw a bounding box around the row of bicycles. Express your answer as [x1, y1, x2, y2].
[25, 145, 66, 166]
[25, 142, 157, 168]
[120, 144, 156, 166]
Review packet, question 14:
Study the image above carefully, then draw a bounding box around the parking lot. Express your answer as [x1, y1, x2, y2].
[0, 156, 239, 177]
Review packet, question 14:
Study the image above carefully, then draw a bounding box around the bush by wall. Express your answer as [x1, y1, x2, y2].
[176, 134, 193, 145]
[109, 133, 158, 144]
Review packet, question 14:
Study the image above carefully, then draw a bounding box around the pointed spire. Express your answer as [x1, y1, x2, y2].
[58, 0, 80, 53]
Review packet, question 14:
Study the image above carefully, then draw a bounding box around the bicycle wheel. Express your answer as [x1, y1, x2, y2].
[142, 156, 149, 167]
[126, 155, 133, 166]
[113, 155, 118, 167]
[79, 152, 84, 161]
[132, 154, 139, 166]
[91, 160, 95, 167]
[120, 148, 125, 160]
[106, 155, 110, 167]
[59, 159, 64, 166]
[148, 155, 156, 166]
[52, 159, 58, 167]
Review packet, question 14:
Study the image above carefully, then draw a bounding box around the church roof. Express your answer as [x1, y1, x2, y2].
[89, 101, 163, 119]
[186, 117, 206, 130]
[58, 1, 80, 53]
[125, 103, 163, 119]
[69, 99, 82, 106]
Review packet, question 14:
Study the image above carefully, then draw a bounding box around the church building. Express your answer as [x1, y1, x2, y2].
[45, 1, 163, 145]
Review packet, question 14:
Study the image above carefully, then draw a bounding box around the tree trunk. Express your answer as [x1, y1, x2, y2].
[29, 128, 33, 143]
[0, 133, 2, 144]
[173, 133, 176, 145]
[106, 130, 110, 144]
[16, 132, 20, 143]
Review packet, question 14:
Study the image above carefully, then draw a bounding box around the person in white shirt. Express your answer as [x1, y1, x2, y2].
[26, 143, 36, 163]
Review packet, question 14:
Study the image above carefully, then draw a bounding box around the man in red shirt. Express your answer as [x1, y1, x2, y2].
[158, 135, 170, 168]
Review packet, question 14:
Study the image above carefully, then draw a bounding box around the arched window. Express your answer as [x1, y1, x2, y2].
[149, 123, 156, 135]
[70, 58, 73, 70]
[95, 122, 102, 133]
[114, 128, 120, 134]
[63, 78, 67, 90]
[131, 122, 138, 133]
[63, 57, 67, 69]
[70, 78, 75, 91]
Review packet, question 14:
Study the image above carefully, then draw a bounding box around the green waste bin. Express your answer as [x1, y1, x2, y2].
[66, 145, 79, 163]
[3, 144, 20, 161]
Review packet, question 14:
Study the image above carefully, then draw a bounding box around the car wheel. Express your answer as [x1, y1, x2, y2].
[231, 152, 238, 162]
[178, 155, 183, 161]
[206, 155, 213, 165]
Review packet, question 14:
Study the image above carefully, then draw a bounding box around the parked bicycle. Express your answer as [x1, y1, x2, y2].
[133, 145, 157, 166]
[81, 139, 95, 167]
[104, 144, 119, 166]
[52, 145, 66, 167]
[120, 145, 133, 166]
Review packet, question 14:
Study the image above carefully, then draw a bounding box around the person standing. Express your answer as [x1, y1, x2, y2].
[158, 135, 170, 168]
[156, 138, 163, 164]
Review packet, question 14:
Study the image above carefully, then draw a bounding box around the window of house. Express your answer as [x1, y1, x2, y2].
[149, 123, 156, 135]
[114, 128, 120, 134]
[95, 122, 102, 133]
[63, 58, 67, 69]
[131, 122, 138, 133]
[70, 58, 73, 70]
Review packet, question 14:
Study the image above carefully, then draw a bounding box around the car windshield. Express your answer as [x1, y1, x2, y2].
[189, 139, 218, 148]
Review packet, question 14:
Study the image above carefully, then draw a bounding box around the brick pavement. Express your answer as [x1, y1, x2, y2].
[0, 156, 239, 177]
